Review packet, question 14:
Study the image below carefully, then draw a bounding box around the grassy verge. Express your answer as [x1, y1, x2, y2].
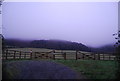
[52, 59, 118, 79]
[2, 61, 21, 79]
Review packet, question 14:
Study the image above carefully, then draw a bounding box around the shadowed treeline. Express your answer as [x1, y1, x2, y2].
[4, 39, 90, 51]
[4, 39, 115, 53]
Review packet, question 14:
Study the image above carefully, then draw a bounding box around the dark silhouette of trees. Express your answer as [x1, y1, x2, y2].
[0, 34, 5, 54]
[0, 0, 5, 53]
[113, 30, 120, 79]
[5, 38, 116, 53]
[30, 40, 90, 51]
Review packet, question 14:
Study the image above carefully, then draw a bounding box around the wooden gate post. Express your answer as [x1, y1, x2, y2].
[6, 50, 8, 60]
[53, 50, 55, 60]
[98, 53, 100, 60]
[34, 52, 36, 58]
[24, 52, 26, 59]
[13, 51, 16, 59]
[76, 51, 78, 60]
[53, 54, 55, 60]
[93, 53, 95, 60]
[30, 50, 33, 59]
[19, 51, 21, 59]
[83, 53, 85, 60]
[109, 54, 111, 60]
[64, 53, 66, 60]
[30, 52, 32, 59]
[103, 53, 104, 60]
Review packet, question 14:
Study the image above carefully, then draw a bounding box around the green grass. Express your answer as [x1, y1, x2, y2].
[52, 59, 118, 79]
[2, 61, 21, 79]
[7, 48, 52, 52]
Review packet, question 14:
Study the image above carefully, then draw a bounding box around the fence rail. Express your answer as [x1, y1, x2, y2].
[2, 49, 119, 61]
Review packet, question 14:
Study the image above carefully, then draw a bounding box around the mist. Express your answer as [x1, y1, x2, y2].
[2, 2, 118, 47]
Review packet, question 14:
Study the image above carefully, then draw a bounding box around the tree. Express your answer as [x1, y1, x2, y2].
[0, 0, 5, 52]
[0, 34, 5, 50]
[113, 30, 120, 79]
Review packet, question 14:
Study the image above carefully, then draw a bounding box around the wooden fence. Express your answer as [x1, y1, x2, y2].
[2, 50, 118, 61]
[2, 50, 54, 60]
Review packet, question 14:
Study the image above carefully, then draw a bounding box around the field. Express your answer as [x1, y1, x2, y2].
[6, 48, 52, 52]
[52, 60, 118, 79]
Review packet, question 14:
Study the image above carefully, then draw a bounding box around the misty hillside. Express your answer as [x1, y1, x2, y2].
[4, 39, 115, 53]
[90, 44, 116, 53]
[4, 39, 31, 48]
[30, 40, 90, 51]
[4, 39, 90, 52]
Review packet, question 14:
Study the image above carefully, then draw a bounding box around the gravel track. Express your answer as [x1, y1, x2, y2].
[3, 60, 86, 79]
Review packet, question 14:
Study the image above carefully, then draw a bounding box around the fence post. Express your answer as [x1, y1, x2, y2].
[24, 52, 26, 59]
[53, 54, 55, 60]
[53, 50, 55, 60]
[83, 53, 85, 60]
[30, 52, 32, 59]
[30, 50, 33, 59]
[13, 51, 16, 59]
[103, 53, 104, 60]
[98, 53, 100, 60]
[34, 52, 36, 58]
[19, 51, 21, 59]
[93, 53, 95, 60]
[109, 53, 111, 60]
[6, 50, 8, 60]
[64, 53, 66, 60]
[76, 51, 78, 60]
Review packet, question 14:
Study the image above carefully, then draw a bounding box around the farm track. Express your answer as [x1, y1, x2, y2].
[3, 60, 86, 79]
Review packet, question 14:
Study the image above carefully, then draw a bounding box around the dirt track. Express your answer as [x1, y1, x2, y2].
[3, 60, 86, 79]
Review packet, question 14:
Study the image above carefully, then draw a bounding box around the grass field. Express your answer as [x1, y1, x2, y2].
[52, 59, 118, 79]
[7, 48, 53, 52]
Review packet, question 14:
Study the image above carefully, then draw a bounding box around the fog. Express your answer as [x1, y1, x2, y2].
[2, 2, 118, 47]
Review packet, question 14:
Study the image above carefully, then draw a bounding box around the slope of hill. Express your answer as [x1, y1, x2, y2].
[4, 39, 90, 52]
[89, 44, 115, 53]
[4, 39, 115, 53]
[30, 40, 90, 51]
[4, 39, 31, 48]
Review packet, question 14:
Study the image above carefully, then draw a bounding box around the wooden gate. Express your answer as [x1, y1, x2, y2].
[2, 49, 117, 61]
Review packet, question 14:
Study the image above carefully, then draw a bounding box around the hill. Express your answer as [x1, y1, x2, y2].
[30, 40, 90, 51]
[89, 44, 115, 53]
[4, 39, 115, 53]
[4, 39, 90, 52]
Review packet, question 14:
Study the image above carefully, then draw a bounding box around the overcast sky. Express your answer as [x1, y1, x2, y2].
[2, 2, 118, 47]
